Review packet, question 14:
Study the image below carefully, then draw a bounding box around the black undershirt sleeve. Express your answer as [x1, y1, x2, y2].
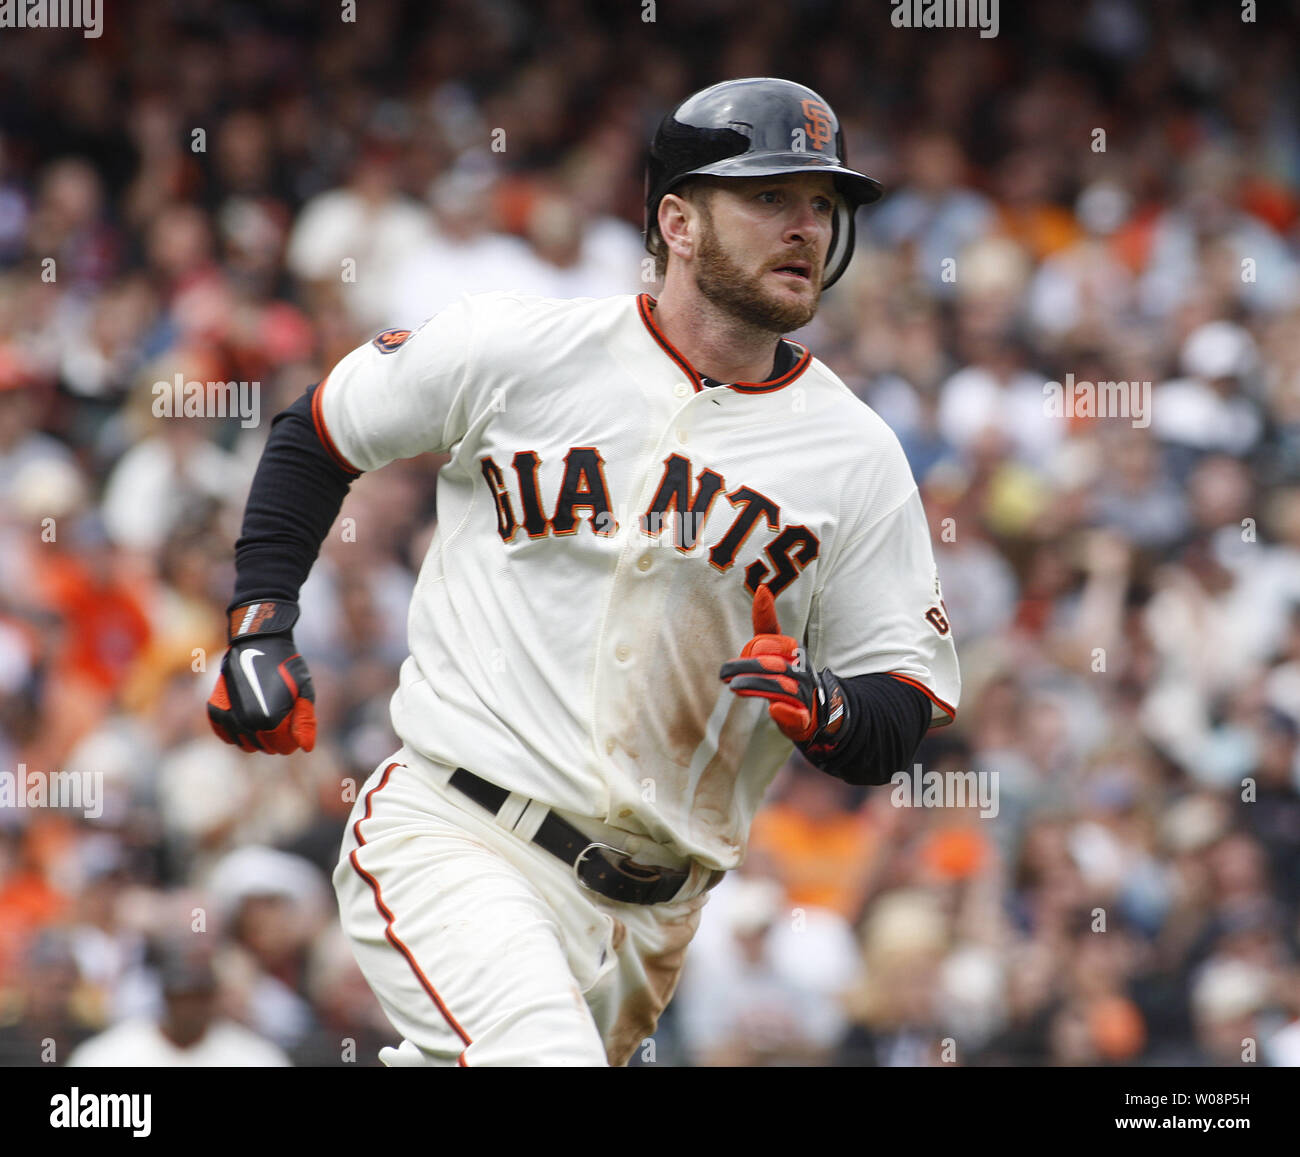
[802, 673, 932, 787]
[230, 384, 360, 610]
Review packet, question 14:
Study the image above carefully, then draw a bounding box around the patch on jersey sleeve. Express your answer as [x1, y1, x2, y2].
[371, 328, 413, 354]
[925, 604, 951, 636]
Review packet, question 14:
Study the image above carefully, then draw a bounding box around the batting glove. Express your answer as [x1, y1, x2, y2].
[207, 600, 317, 754]
[719, 584, 848, 756]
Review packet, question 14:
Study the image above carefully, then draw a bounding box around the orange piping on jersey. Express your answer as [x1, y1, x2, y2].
[637, 294, 700, 392]
[727, 343, 811, 392]
[349, 762, 474, 1063]
[888, 673, 957, 728]
[311, 374, 362, 476]
[636, 293, 811, 395]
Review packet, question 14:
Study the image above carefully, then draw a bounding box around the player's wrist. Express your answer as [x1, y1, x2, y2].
[798, 667, 850, 758]
[226, 599, 300, 644]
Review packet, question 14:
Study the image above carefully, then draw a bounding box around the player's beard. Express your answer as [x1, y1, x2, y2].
[693, 207, 821, 335]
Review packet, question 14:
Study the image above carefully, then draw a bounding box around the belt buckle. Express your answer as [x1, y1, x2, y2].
[573, 842, 665, 894]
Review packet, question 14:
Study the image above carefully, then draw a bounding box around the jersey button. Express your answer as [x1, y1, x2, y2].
[615, 644, 631, 661]
[676, 428, 689, 445]
[637, 554, 652, 572]
[673, 382, 689, 398]
[605, 737, 616, 754]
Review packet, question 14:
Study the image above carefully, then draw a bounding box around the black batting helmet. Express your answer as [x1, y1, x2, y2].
[645, 77, 883, 289]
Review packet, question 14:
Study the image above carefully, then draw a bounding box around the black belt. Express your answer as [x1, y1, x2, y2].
[448, 767, 722, 906]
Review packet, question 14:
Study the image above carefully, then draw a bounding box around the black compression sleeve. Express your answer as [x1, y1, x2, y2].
[230, 384, 360, 609]
[803, 673, 932, 786]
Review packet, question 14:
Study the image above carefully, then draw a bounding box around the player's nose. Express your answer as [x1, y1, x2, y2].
[782, 196, 829, 247]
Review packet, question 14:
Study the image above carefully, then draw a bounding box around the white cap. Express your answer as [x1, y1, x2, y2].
[207, 846, 328, 924]
[1192, 958, 1271, 1023]
[725, 876, 785, 936]
[1075, 180, 1132, 236]
[1180, 321, 1258, 381]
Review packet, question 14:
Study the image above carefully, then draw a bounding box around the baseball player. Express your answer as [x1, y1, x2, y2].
[207, 77, 960, 1067]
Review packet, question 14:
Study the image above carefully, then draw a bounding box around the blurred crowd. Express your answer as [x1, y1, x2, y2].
[1, 0, 1299, 1067]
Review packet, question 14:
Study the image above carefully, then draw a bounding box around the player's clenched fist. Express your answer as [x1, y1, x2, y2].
[719, 584, 847, 755]
[207, 600, 316, 754]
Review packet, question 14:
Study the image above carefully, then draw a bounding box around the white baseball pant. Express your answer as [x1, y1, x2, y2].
[333, 748, 712, 1066]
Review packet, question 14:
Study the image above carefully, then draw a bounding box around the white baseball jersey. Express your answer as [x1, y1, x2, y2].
[316, 292, 959, 869]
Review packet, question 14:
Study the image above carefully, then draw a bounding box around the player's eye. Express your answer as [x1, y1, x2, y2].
[756, 190, 781, 204]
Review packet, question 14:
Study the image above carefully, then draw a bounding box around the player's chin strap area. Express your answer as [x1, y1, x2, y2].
[448, 768, 725, 905]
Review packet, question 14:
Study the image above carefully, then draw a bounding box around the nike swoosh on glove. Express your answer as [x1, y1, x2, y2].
[719, 584, 847, 754]
[207, 600, 316, 754]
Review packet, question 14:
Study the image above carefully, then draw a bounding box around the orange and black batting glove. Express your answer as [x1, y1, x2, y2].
[719, 584, 848, 758]
[207, 600, 317, 755]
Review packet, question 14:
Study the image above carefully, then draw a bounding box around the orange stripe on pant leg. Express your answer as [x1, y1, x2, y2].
[349, 761, 473, 1064]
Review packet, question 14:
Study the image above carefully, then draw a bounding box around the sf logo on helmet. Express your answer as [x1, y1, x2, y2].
[801, 100, 833, 151]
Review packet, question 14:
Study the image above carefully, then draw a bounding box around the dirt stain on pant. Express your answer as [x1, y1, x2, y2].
[603, 899, 705, 1067]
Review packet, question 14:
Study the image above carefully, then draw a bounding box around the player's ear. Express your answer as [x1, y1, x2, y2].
[658, 191, 698, 264]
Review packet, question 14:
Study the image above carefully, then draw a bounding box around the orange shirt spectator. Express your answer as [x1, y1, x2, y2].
[0, 834, 69, 986]
[747, 766, 877, 920]
[37, 550, 151, 694]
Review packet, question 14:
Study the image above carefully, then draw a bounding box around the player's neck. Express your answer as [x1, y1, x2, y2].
[651, 282, 783, 385]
